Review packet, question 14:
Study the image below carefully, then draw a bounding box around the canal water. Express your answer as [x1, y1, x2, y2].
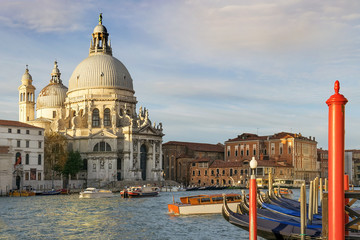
[0, 189, 303, 240]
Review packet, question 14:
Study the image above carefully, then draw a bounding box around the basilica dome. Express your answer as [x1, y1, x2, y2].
[37, 61, 68, 110]
[67, 54, 133, 93]
[67, 18, 134, 96]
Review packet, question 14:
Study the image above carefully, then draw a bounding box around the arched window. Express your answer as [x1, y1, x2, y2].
[93, 141, 112, 152]
[104, 108, 111, 126]
[92, 109, 100, 127]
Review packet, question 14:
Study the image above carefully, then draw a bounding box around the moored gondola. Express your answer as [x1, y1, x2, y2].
[222, 195, 322, 240]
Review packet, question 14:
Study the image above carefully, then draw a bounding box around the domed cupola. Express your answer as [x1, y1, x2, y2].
[37, 61, 68, 110]
[67, 14, 134, 96]
[89, 13, 112, 56]
[21, 65, 33, 86]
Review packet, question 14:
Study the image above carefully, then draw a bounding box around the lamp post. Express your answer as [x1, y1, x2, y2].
[249, 156, 258, 240]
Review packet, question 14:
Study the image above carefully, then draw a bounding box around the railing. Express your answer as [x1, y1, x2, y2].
[322, 191, 360, 238]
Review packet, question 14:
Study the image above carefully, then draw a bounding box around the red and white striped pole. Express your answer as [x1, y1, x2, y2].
[326, 80, 348, 240]
[249, 156, 258, 240]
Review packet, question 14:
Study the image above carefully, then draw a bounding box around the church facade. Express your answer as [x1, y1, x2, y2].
[18, 15, 164, 186]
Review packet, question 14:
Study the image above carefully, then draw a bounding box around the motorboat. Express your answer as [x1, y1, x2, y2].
[9, 190, 35, 197]
[41, 190, 61, 195]
[160, 186, 185, 192]
[79, 188, 114, 199]
[121, 186, 159, 198]
[168, 193, 241, 215]
[274, 187, 293, 199]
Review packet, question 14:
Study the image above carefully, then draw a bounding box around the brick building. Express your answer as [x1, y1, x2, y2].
[188, 158, 293, 187]
[162, 141, 224, 185]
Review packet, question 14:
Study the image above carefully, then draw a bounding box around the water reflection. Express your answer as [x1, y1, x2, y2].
[0, 190, 270, 239]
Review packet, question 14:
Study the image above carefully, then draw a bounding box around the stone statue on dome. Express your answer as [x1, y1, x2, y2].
[99, 13, 103, 24]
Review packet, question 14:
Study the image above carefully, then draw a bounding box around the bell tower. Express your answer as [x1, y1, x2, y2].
[18, 65, 36, 122]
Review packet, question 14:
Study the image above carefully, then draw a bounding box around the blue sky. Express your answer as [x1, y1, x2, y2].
[1, 0, 360, 149]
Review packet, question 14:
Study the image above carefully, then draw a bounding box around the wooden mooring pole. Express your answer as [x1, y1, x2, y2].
[320, 178, 323, 209]
[326, 80, 348, 240]
[308, 181, 313, 224]
[344, 174, 349, 236]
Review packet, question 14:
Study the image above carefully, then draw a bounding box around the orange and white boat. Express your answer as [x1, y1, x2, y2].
[168, 193, 241, 215]
[274, 188, 293, 199]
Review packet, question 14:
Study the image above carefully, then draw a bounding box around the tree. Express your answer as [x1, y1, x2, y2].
[63, 151, 83, 177]
[44, 132, 68, 188]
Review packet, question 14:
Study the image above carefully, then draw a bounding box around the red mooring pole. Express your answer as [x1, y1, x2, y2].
[326, 80, 348, 240]
[249, 157, 257, 240]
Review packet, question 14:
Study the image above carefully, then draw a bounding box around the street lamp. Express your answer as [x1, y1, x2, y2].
[250, 156, 258, 175]
[249, 156, 258, 240]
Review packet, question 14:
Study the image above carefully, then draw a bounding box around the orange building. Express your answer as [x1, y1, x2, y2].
[225, 132, 318, 183]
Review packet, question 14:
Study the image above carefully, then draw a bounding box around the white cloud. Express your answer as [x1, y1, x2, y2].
[1, 0, 360, 149]
[0, 0, 94, 32]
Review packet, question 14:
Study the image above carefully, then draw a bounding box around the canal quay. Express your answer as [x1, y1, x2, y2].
[0, 189, 270, 240]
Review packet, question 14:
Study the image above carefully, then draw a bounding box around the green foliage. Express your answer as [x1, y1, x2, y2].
[44, 132, 68, 175]
[63, 151, 83, 176]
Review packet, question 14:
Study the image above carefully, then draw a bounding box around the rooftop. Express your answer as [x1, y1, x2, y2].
[0, 119, 43, 129]
[163, 141, 224, 152]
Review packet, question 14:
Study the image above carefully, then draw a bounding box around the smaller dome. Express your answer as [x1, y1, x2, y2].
[51, 61, 60, 75]
[36, 83, 68, 110]
[21, 66, 32, 84]
[37, 61, 68, 110]
[93, 24, 107, 34]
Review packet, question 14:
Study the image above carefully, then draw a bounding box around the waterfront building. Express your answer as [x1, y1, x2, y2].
[0, 120, 45, 194]
[225, 132, 318, 183]
[0, 146, 12, 195]
[17, 15, 164, 186]
[188, 158, 293, 187]
[317, 148, 328, 179]
[345, 149, 360, 185]
[162, 141, 224, 185]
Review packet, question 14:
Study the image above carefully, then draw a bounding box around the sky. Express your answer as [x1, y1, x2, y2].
[1, 0, 360, 149]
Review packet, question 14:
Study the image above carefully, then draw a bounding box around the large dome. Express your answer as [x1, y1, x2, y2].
[37, 83, 68, 109]
[67, 54, 134, 93]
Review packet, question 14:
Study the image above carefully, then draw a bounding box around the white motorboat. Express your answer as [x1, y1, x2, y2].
[79, 188, 114, 199]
